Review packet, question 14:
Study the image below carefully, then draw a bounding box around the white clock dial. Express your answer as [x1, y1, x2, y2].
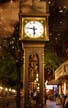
[24, 21, 44, 38]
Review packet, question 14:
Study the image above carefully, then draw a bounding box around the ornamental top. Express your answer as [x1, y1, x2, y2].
[19, 0, 49, 16]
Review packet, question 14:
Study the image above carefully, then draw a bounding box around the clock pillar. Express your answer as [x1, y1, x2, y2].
[23, 42, 45, 108]
[19, 0, 49, 108]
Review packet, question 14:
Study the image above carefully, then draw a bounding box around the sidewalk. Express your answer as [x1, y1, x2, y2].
[44, 100, 62, 108]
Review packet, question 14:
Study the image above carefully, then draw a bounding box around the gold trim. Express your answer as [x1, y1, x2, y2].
[20, 16, 49, 41]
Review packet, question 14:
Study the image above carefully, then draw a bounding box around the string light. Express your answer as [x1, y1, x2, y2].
[59, 21, 63, 24]
[63, 5, 67, 9]
[10, 0, 13, 4]
[48, 1, 51, 5]
[59, 9, 63, 13]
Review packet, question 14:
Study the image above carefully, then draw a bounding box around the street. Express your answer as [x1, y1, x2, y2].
[0, 96, 63, 108]
[45, 100, 62, 108]
[0, 96, 16, 108]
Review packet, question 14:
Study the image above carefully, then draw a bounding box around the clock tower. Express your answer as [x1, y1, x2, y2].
[19, 0, 49, 108]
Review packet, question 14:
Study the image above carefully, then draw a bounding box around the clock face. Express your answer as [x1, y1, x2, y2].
[21, 17, 49, 41]
[24, 21, 44, 38]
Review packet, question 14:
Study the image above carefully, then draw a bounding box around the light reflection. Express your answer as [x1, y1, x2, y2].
[0, 86, 16, 94]
[10, 0, 13, 4]
[59, 9, 63, 13]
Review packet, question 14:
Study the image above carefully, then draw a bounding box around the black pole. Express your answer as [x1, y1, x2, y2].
[16, 61, 21, 108]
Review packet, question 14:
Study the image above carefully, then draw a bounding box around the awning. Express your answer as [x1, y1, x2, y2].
[47, 79, 61, 85]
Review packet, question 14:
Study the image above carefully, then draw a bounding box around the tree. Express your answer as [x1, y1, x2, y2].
[0, 53, 17, 88]
[0, 22, 23, 90]
[44, 41, 64, 81]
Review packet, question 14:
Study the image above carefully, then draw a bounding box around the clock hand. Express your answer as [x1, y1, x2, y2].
[33, 26, 37, 35]
[26, 26, 37, 35]
[26, 27, 33, 29]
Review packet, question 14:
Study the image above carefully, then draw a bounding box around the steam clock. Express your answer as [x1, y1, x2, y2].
[19, 0, 49, 108]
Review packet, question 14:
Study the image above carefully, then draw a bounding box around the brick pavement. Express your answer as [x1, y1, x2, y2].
[44, 100, 62, 108]
[0, 96, 63, 108]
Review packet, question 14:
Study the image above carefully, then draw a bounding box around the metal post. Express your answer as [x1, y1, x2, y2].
[16, 62, 21, 108]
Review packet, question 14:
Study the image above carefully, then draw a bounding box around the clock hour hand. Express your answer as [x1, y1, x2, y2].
[26, 26, 37, 35]
[33, 26, 37, 35]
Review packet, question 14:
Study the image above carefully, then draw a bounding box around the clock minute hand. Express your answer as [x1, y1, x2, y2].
[26, 26, 37, 35]
[26, 27, 33, 29]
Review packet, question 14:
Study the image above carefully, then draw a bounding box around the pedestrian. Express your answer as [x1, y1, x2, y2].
[63, 95, 68, 108]
[45, 94, 47, 104]
[3, 104, 5, 108]
[60, 93, 66, 105]
[62, 95, 66, 108]
[6, 101, 9, 108]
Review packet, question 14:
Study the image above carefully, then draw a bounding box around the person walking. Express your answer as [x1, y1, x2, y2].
[63, 95, 68, 108]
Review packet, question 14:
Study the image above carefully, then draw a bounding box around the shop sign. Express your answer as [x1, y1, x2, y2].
[55, 61, 68, 80]
[64, 62, 68, 74]
[55, 65, 63, 80]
